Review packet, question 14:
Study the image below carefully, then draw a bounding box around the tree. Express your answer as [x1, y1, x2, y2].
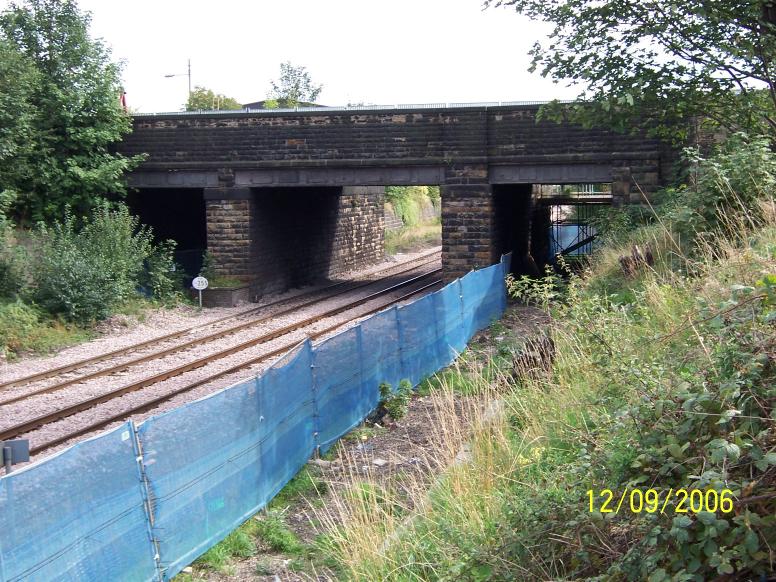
[487, 0, 776, 141]
[0, 39, 37, 194]
[0, 0, 140, 223]
[267, 61, 323, 108]
[185, 85, 243, 111]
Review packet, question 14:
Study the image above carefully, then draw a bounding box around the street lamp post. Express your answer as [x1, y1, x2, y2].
[165, 58, 192, 103]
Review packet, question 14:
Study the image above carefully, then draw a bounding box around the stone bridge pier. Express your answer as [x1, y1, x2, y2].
[440, 164, 639, 280]
[203, 185, 384, 297]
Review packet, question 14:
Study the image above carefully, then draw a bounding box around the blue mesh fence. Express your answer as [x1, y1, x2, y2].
[137, 341, 315, 579]
[0, 423, 158, 582]
[137, 376, 265, 577]
[0, 258, 508, 582]
[360, 306, 403, 403]
[314, 327, 369, 451]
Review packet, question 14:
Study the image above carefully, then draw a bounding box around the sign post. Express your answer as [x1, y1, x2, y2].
[192, 276, 208, 309]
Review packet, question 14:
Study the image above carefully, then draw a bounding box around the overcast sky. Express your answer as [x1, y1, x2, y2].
[7, 0, 582, 112]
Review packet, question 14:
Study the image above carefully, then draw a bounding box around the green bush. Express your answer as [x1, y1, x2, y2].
[0, 190, 23, 298]
[143, 239, 182, 302]
[32, 205, 154, 323]
[378, 379, 413, 420]
[672, 133, 776, 244]
[0, 232, 23, 298]
[0, 300, 90, 358]
[0, 300, 40, 354]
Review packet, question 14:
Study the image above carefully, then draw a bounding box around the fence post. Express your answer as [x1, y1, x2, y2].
[309, 341, 321, 457]
[355, 324, 366, 411]
[456, 277, 467, 342]
[131, 422, 164, 581]
[394, 305, 407, 389]
[430, 288, 443, 371]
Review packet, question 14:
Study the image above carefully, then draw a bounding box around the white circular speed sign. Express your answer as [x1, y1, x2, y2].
[192, 276, 209, 290]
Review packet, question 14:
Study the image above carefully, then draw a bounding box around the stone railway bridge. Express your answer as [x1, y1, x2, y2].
[117, 103, 674, 296]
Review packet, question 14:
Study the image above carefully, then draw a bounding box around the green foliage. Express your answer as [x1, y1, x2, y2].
[379, 379, 413, 420]
[32, 205, 154, 323]
[384, 224, 441, 255]
[185, 85, 242, 111]
[0, 300, 91, 359]
[0, 38, 38, 183]
[143, 239, 181, 303]
[385, 185, 439, 227]
[323, 141, 776, 581]
[254, 512, 304, 554]
[671, 132, 776, 241]
[586, 202, 659, 246]
[506, 263, 567, 311]
[267, 61, 323, 107]
[269, 468, 327, 510]
[0, 0, 142, 223]
[198, 525, 256, 572]
[199, 249, 216, 279]
[0, 191, 24, 298]
[0, 300, 47, 356]
[487, 0, 776, 142]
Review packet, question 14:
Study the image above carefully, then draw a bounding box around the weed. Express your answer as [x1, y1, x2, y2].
[269, 468, 327, 510]
[384, 223, 441, 255]
[378, 380, 413, 420]
[196, 522, 257, 573]
[506, 263, 567, 312]
[0, 300, 92, 359]
[254, 512, 304, 554]
[312, 143, 776, 580]
[254, 558, 273, 575]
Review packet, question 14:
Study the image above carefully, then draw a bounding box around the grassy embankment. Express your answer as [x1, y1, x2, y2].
[314, 138, 776, 579]
[384, 186, 441, 255]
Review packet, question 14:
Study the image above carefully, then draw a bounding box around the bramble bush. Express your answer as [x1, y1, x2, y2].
[32, 205, 179, 323]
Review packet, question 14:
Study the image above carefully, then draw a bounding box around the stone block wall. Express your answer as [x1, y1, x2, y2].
[205, 191, 255, 279]
[204, 186, 384, 298]
[441, 183, 497, 281]
[330, 186, 385, 276]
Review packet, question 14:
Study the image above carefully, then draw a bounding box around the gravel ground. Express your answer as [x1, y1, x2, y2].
[0, 247, 439, 385]
[4, 248, 441, 465]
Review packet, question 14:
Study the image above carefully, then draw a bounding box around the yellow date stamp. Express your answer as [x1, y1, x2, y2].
[587, 488, 734, 515]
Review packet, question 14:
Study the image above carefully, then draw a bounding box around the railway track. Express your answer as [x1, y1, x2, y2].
[0, 249, 440, 393]
[2, 265, 442, 456]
